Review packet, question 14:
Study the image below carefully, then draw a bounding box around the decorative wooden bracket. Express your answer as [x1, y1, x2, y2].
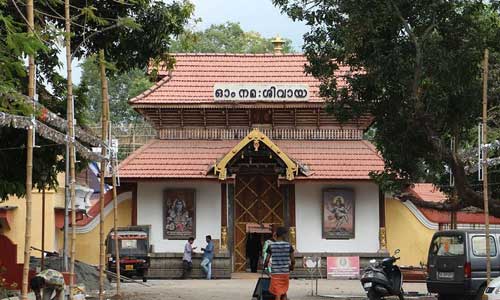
[214, 128, 299, 181]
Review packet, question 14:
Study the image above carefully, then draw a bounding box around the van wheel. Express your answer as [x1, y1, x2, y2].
[437, 295, 452, 300]
[474, 285, 486, 300]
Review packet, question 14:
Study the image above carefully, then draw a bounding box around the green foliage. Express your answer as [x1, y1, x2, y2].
[79, 55, 153, 126]
[171, 22, 294, 53]
[68, 0, 194, 72]
[275, 0, 500, 209]
[0, 2, 43, 114]
[0, 0, 194, 199]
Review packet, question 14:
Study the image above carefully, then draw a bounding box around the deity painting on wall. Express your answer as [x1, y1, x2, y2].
[322, 188, 355, 239]
[163, 189, 196, 240]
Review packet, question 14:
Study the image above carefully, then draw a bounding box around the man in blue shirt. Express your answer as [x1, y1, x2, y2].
[201, 235, 214, 279]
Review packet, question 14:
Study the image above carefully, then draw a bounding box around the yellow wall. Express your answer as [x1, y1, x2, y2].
[385, 198, 435, 266]
[1, 187, 60, 264]
[0, 169, 133, 266]
[56, 198, 132, 265]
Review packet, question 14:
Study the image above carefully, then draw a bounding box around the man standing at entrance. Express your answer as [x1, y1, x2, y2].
[201, 235, 214, 279]
[246, 233, 262, 273]
[264, 227, 295, 300]
[182, 237, 196, 279]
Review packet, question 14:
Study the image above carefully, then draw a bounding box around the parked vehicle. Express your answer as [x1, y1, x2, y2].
[360, 249, 404, 300]
[106, 226, 150, 282]
[484, 276, 500, 299]
[427, 230, 500, 300]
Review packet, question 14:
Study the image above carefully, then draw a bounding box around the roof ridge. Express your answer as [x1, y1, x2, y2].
[170, 53, 305, 57]
[361, 140, 385, 161]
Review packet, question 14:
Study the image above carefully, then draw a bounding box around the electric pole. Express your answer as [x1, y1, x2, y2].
[98, 49, 109, 300]
[65, 0, 78, 298]
[482, 48, 491, 284]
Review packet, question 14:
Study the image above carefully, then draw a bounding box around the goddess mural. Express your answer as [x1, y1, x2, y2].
[166, 198, 192, 233]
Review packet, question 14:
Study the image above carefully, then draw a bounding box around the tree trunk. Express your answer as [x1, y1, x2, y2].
[21, 1, 34, 299]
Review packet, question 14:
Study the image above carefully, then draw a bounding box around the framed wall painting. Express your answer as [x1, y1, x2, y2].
[322, 188, 355, 239]
[163, 189, 196, 240]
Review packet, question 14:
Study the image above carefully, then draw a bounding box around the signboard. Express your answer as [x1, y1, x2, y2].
[246, 223, 273, 233]
[213, 83, 309, 101]
[303, 256, 321, 269]
[111, 139, 119, 159]
[326, 256, 360, 279]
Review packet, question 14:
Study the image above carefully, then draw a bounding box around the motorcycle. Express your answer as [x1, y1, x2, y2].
[360, 249, 405, 300]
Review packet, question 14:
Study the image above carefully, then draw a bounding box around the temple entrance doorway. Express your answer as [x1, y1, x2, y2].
[233, 174, 284, 272]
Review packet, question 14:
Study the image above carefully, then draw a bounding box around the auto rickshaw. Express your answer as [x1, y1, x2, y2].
[106, 226, 150, 282]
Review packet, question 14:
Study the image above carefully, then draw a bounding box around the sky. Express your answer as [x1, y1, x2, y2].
[189, 0, 307, 50]
[68, 0, 308, 84]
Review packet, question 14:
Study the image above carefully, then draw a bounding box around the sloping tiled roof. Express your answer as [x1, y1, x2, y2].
[410, 183, 500, 224]
[130, 53, 350, 105]
[117, 139, 384, 180]
[410, 183, 446, 203]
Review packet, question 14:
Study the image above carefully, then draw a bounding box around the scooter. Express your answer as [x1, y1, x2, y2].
[360, 249, 405, 300]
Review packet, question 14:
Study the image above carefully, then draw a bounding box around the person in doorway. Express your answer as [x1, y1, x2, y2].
[264, 227, 295, 300]
[200, 235, 214, 279]
[262, 225, 277, 273]
[182, 237, 196, 279]
[246, 233, 262, 273]
[30, 269, 65, 300]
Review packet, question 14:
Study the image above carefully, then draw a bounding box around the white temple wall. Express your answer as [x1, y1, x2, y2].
[137, 181, 221, 253]
[295, 181, 380, 253]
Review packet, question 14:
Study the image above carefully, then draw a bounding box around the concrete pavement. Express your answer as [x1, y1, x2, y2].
[117, 278, 434, 300]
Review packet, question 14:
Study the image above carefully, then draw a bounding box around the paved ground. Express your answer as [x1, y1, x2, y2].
[117, 278, 434, 300]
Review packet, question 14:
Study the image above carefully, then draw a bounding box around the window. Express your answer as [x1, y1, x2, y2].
[121, 240, 138, 249]
[472, 236, 497, 256]
[430, 235, 465, 256]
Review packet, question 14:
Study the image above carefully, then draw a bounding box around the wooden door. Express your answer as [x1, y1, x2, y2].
[233, 175, 284, 272]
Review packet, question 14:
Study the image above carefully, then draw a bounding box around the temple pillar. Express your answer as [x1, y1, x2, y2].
[283, 184, 296, 249]
[379, 188, 387, 252]
[220, 183, 228, 252]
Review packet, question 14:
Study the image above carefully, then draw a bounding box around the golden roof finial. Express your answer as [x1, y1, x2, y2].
[272, 35, 285, 55]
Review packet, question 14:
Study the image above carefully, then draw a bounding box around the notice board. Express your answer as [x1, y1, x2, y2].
[326, 256, 360, 279]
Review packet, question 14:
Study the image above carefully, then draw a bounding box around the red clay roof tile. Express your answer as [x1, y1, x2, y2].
[410, 183, 500, 224]
[117, 139, 385, 180]
[130, 54, 349, 105]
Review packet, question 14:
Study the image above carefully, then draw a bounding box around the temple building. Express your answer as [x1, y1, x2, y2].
[115, 40, 387, 278]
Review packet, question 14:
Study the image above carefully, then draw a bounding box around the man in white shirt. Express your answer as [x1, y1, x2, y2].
[182, 237, 196, 279]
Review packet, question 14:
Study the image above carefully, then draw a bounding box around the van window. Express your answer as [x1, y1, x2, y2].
[472, 236, 497, 256]
[430, 235, 465, 256]
[121, 239, 138, 249]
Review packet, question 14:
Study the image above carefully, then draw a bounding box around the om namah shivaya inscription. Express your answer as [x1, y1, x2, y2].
[214, 83, 309, 101]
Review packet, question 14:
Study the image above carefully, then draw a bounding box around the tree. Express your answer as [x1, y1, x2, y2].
[171, 21, 294, 53]
[0, 0, 193, 199]
[273, 0, 500, 214]
[80, 55, 152, 126]
[78, 22, 293, 128]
